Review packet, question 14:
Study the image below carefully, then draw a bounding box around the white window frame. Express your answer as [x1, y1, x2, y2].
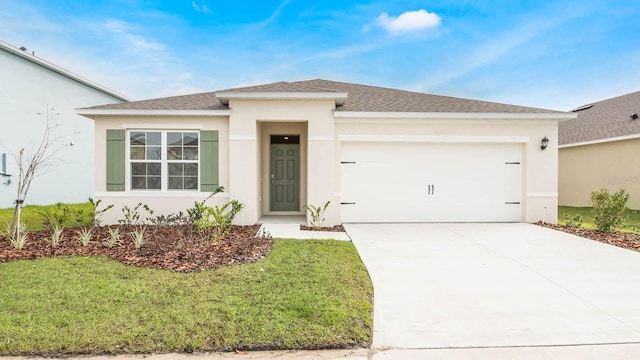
[126, 130, 201, 192]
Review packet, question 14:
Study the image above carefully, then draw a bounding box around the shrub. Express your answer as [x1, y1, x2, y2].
[590, 188, 630, 232]
[303, 201, 331, 229]
[39, 203, 85, 230]
[563, 213, 583, 228]
[191, 199, 244, 243]
[187, 186, 225, 224]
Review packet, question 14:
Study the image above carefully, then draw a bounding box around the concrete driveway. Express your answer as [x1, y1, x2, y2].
[345, 223, 640, 350]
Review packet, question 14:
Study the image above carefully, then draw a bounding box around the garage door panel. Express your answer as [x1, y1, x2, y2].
[340, 142, 522, 223]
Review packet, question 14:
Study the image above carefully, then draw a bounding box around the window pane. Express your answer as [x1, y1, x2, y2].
[148, 176, 161, 190]
[184, 147, 198, 160]
[131, 176, 146, 189]
[184, 133, 198, 146]
[147, 132, 161, 145]
[131, 163, 146, 175]
[168, 163, 183, 176]
[147, 163, 161, 175]
[130, 132, 146, 145]
[167, 147, 182, 160]
[167, 132, 182, 146]
[130, 147, 145, 160]
[147, 146, 161, 160]
[168, 177, 183, 190]
[184, 176, 198, 190]
[185, 163, 198, 176]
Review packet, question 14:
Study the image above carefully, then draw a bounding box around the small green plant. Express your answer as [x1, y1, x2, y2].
[187, 186, 225, 224]
[191, 197, 244, 243]
[48, 225, 64, 247]
[4, 222, 28, 250]
[90, 197, 114, 226]
[563, 213, 583, 228]
[104, 227, 121, 248]
[304, 201, 331, 229]
[76, 227, 93, 247]
[590, 188, 630, 232]
[130, 227, 147, 249]
[118, 203, 153, 225]
[211, 200, 244, 242]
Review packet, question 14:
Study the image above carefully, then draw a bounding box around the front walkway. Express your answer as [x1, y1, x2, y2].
[345, 223, 640, 350]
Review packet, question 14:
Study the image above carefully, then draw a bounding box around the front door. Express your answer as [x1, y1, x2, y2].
[270, 136, 300, 211]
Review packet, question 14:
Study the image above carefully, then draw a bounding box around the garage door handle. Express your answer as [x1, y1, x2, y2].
[427, 184, 435, 195]
[505, 202, 520, 205]
[341, 202, 356, 205]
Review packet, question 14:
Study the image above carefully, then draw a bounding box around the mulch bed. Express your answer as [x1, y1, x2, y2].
[537, 222, 640, 251]
[0, 225, 272, 272]
[300, 224, 346, 232]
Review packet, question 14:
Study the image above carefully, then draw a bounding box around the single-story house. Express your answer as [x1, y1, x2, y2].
[559, 90, 640, 209]
[77, 79, 574, 225]
[0, 40, 130, 206]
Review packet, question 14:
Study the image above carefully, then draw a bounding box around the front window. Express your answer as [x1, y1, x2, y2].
[129, 131, 199, 191]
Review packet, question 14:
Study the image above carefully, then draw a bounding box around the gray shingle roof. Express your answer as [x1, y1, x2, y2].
[88, 91, 227, 110]
[293, 79, 560, 113]
[85, 78, 562, 114]
[559, 91, 640, 145]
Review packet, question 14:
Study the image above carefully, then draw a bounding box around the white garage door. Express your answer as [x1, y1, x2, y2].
[340, 142, 522, 222]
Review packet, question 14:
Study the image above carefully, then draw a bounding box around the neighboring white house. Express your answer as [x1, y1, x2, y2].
[0, 40, 130, 208]
[78, 79, 574, 225]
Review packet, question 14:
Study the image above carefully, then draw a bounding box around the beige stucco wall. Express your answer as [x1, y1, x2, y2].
[228, 99, 338, 226]
[91, 105, 562, 226]
[559, 138, 640, 209]
[93, 115, 230, 224]
[335, 117, 560, 223]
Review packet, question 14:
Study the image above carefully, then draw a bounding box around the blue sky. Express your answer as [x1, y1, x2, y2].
[1, 0, 639, 110]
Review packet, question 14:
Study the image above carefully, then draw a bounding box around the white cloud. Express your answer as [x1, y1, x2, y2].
[376, 9, 441, 34]
[192, 2, 212, 14]
[102, 19, 165, 52]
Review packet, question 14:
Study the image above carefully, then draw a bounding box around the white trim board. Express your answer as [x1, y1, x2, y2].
[334, 111, 575, 120]
[339, 135, 530, 143]
[76, 109, 231, 117]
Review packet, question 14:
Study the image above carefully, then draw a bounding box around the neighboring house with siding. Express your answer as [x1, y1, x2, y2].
[78, 79, 573, 226]
[559, 91, 640, 209]
[0, 40, 130, 208]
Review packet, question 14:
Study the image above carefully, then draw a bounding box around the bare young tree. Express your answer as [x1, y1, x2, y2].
[8, 106, 73, 241]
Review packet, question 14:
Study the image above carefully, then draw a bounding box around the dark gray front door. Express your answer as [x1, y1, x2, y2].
[270, 143, 300, 211]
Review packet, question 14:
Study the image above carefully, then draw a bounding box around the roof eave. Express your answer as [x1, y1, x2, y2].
[0, 40, 132, 102]
[75, 108, 231, 118]
[215, 91, 349, 105]
[559, 133, 640, 148]
[333, 111, 576, 120]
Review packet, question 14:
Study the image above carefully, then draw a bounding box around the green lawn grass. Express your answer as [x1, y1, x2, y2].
[0, 239, 373, 355]
[558, 206, 640, 231]
[0, 202, 94, 231]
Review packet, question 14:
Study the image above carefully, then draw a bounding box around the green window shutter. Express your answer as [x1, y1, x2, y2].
[200, 130, 219, 192]
[106, 129, 125, 191]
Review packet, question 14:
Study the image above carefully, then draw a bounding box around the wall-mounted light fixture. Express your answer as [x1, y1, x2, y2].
[540, 136, 549, 151]
[631, 113, 638, 120]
